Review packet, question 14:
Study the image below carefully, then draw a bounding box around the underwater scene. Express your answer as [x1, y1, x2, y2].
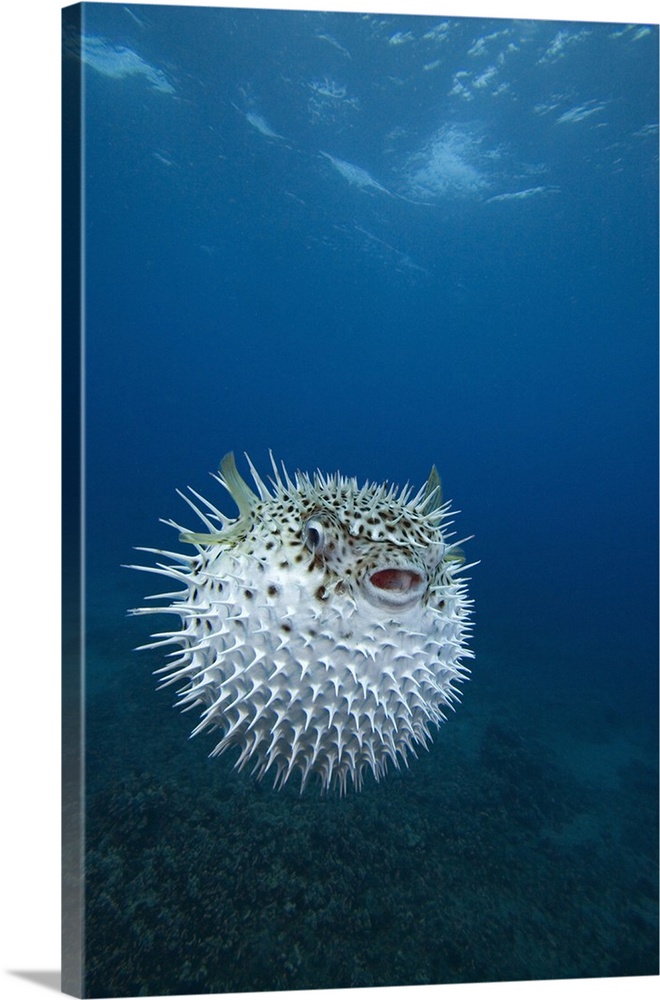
[64, 2, 658, 996]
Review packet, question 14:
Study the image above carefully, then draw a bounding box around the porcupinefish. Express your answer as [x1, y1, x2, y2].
[130, 453, 474, 794]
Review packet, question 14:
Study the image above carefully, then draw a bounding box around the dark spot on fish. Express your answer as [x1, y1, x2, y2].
[244, 589, 254, 600]
[281, 623, 292, 633]
[315, 585, 327, 602]
[268, 585, 278, 597]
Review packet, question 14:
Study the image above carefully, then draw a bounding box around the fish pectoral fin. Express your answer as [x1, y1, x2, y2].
[421, 464, 443, 512]
[219, 452, 259, 518]
[179, 529, 224, 546]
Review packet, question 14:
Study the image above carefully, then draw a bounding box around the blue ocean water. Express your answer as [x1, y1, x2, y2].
[65, 3, 658, 995]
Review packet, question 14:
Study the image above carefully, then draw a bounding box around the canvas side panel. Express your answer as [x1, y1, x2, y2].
[62, 4, 84, 996]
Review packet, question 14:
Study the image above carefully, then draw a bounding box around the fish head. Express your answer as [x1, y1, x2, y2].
[301, 503, 444, 613]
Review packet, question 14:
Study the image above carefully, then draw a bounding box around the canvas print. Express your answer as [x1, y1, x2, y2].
[62, 2, 659, 997]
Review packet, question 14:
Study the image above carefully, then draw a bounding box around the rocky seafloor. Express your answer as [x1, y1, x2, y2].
[80, 611, 658, 997]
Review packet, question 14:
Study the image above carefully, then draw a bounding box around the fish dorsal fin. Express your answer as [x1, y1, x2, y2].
[219, 451, 259, 519]
[421, 464, 443, 513]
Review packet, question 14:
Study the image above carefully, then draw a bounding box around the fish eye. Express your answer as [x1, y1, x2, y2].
[303, 518, 325, 554]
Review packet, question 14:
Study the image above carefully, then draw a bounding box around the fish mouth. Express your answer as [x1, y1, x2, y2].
[362, 565, 427, 610]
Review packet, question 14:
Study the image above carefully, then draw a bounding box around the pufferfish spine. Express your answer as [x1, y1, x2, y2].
[130, 453, 475, 794]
